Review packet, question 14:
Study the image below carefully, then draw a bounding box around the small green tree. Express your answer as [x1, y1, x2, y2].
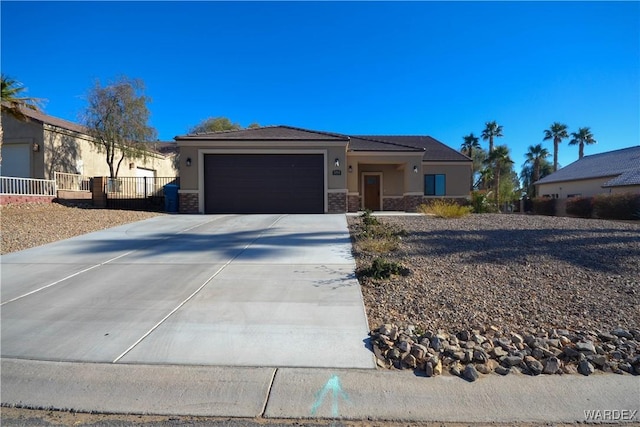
[82, 76, 157, 179]
[486, 144, 513, 208]
[189, 117, 261, 133]
[520, 159, 553, 198]
[190, 117, 241, 133]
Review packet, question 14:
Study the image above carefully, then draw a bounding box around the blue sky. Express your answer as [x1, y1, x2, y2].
[2, 1, 638, 173]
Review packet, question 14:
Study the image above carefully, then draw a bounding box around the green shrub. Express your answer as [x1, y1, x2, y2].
[418, 199, 472, 218]
[593, 193, 640, 220]
[360, 209, 380, 228]
[532, 197, 556, 216]
[360, 257, 410, 280]
[469, 191, 498, 213]
[566, 197, 593, 218]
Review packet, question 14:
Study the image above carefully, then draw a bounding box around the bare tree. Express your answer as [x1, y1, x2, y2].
[82, 77, 157, 179]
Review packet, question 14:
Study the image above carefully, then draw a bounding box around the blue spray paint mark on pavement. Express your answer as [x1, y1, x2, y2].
[311, 375, 349, 417]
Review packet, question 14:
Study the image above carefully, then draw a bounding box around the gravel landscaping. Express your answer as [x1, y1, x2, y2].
[0, 202, 162, 254]
[348, 213, 640, 377]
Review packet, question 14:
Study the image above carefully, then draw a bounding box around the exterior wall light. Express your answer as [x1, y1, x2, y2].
[348, 165, 353, 173]
[413, 165, 419, 173]
[129, 162, 135, 170]
[186, 157, 192, 167]
[334, 158, 340, 167]
[32, 143, 40, 152]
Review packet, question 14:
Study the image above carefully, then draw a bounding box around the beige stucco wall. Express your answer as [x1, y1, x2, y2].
[43, 127, 176, 179]
[346, 153, 425, 195]
[177, 142, 348, 192]
[609, 185, 640, 194]
[422, 162, 472, 198]
[1, 113, 46, 178]
[536, 177, 619, 199]
[2, 113, 176, 180]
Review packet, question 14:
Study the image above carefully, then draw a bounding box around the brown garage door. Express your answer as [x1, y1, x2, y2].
[204, 154, 324, 214]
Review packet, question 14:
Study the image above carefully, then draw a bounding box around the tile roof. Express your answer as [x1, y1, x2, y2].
[176, 125, 349, 141]
[535, 146, 640, 186]
[602, 169, 640, 187]
[352, 135, 472, 162]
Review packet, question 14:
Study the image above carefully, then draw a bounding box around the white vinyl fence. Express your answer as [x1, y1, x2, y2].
[0, 176, 56, 196]
[54, 172, 92, 191]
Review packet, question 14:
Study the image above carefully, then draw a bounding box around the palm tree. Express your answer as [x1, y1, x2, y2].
[1, 74, 43, 121]
[569, 127, 596, 159]
[543, 122, 569, 172]
[524, 144, 550, 196]
[475, 166, 493, 190]
[481, 121, 503, 153]
[486, 144, 513, 207]
[461, 133, 481, 190]
[521, 158, 553, 198]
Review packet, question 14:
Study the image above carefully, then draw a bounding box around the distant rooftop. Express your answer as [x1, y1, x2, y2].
[535, 146, 640, 187]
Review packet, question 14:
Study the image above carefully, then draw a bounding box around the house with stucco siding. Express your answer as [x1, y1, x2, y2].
[0, 108, 177, 180]
[535, 146, 640, 199]
[176, 126, 471, 214]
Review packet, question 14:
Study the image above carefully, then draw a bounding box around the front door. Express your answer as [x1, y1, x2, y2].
[363, 174, 381, 211]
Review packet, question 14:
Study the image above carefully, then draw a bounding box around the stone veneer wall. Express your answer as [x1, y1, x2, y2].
[179, 193, 199, 213]
[382, 197, 404, 211]
[403, 195, 425, 212]
[328, 192, 347, 213]
[347, 195, 360, 212]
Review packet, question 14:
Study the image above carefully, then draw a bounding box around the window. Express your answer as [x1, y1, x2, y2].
[424, 174, 446, 196]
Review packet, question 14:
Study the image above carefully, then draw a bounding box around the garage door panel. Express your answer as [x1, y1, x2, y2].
[204, 154, 324, 214]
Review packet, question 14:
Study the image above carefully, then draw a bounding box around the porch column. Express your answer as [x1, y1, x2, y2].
[402, 160, 424, 212]
[346, 160, 360, 212]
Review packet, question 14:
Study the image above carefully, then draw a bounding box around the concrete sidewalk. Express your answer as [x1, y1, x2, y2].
[2, 358, 638, 423]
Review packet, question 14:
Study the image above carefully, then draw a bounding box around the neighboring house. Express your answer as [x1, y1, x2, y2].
[0, 108, 177, 180]
[176, 126, 471, 214]
[535, 146, 640, 199]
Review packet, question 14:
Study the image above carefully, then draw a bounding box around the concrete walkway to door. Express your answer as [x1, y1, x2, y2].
[1, 214, 374, 368]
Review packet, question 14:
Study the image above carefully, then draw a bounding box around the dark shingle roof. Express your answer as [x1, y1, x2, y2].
[176, 125, 470, 162]
[352, 135, 471, 162]
[348, 136, 424, 152]
[176, 125, 349, 141]
[535, 146, 640, 186]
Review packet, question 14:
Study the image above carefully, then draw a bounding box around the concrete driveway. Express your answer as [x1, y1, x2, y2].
[1, 214, 374, 369]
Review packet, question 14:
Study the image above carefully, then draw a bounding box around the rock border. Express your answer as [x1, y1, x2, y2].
[371, 324, 640, 381]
